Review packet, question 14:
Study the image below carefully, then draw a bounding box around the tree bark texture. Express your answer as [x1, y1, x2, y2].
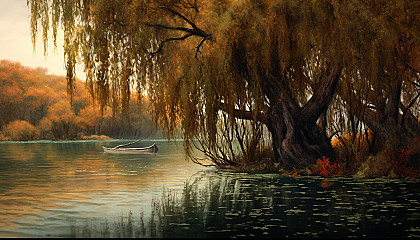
[265, 68, 341, 170]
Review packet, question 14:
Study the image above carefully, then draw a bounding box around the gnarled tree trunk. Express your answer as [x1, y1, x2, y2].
[266, 104, 334, 170]
[229, 37, 341, 170]
[264, 67, 341, 170]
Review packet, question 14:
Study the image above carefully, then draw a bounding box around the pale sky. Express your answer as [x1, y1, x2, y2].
[0, 0, 76, 77]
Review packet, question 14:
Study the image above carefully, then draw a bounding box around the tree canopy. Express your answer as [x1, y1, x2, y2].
[28, 0, 419, 174]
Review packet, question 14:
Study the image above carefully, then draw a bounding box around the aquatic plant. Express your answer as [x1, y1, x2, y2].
[67, 173, 420, 238]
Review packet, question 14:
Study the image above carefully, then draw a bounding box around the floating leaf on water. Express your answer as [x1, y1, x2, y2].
[285, 209, 307, 215]
[313, 213, 329, 217]
[271, 218, 285, 222]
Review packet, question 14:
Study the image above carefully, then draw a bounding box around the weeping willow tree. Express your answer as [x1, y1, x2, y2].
[28, 0, 419, 171]
[325, 0, 420, 169]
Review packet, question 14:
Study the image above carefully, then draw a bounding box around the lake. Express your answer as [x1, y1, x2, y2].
[0, 140, 419, 238]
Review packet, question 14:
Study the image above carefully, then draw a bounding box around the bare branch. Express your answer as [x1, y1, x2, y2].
[144, 5, 211, 59]
[196, 37, 207, 53]
[409, 80, 420, 88]
[113, 18, 127, 27]
[160, 6, 197, 29]
[149, 33, 194, 57]
[144, 23, 193, 33]
[216, 101, 268, 124]
[401, 92, 420, 127]
[178, 0, 199, 13]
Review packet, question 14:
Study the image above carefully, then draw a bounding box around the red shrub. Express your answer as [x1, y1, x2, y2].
[393, 149, 419, 178]
[310, 156, 343, 177]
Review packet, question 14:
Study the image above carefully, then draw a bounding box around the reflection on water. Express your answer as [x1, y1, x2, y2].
[0, 141, 419, 238]
[0, 140, 204, 237]
[71, 171, 420, 238]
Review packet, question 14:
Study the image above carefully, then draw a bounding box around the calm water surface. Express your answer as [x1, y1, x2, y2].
[0, 140, 419, 238]
[0, 140, 204, 237]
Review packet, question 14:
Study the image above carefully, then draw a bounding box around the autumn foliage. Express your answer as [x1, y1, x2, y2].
[2, 120, 40, 141]
[310, 156, 343, 177]
[24, 0, 420, 178]
[0, 60, 162, 140]
[393, 149, 419, 178]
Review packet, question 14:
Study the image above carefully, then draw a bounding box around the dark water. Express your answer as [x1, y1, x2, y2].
[0, 140, 419, 238]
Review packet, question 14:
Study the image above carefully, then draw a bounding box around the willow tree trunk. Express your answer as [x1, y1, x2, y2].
[264, 68, 341, 170]
[266, 103, 333, 170]
[357, 74, 420, 155]
[229, 41, 341, 170]
[363, 97, 420, 154]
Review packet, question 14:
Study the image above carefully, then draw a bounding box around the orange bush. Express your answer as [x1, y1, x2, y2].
[331, 132, 372, 174]
[310, 156, 343, 177]
[2, 120, 40, 141]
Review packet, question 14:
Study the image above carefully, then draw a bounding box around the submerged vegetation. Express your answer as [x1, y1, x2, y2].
[67, 173, 420, 238]
[26, 0, 420, 178]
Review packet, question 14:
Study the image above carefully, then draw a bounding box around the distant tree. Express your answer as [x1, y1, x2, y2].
[28, 0, 419, 170]
[2, 120, 40, 141]
[39, 99, 80, 139]
[0, 61, 52, 128]
[76, 105, 102, 135]
[0, 60, 160, 141]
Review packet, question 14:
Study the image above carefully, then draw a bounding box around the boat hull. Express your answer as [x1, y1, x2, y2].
[102, 143, 158, 154]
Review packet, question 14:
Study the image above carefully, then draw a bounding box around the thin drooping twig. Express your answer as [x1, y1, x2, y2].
[160, 6, 198, 29]
[401, 92, 420, 127]
[195, 37, 207, 55]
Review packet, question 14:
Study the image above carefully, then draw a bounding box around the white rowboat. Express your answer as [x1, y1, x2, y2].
[102, 140, 158, 154]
